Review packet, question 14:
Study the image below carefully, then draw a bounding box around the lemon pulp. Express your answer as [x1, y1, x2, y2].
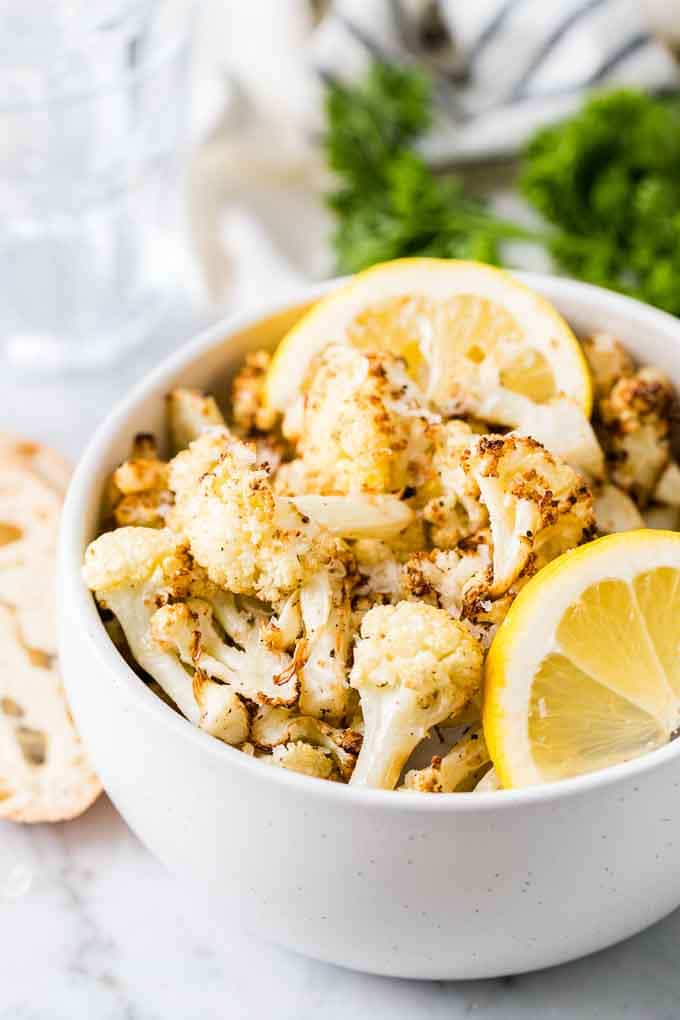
[484, 533, 680, 787]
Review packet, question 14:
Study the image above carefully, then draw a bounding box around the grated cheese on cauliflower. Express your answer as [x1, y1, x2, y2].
[282, 344, 437, 495]
[169, 429, 346, 605]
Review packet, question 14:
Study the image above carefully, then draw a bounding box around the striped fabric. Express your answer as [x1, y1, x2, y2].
[309, 0, 679, 162]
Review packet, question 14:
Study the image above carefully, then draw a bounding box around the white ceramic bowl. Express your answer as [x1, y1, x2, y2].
[58, 274, 680, 980]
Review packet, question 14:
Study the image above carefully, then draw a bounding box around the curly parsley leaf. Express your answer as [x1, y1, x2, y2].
[324, 63, 680, 316]
[324, 64, 534, 275]
[520, 89, 680, 314]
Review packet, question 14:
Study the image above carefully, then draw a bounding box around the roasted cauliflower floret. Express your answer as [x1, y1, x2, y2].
[403, 534, 490, 603]
[83, 525, 179, 594]
[457, 435, 595, 596]
[260, 591, 302, 653]
[83, 527, 221, 728]
[402, 534, 513, 648]
[147, 663, 249, 745]
[283, 344, 435, 495]
[113, 433, 168, 495]
[272, 457, 308, 497]
[474, 367, 605, 477]
[423, 432, 594, 598]
[251, 705, 361, 780]
[352, 517, 428, 606]
[166, 426, 233, 508]
[167, 387, 226, 454]
[149, 599, 299, 707]
[169, 430, 344, 604]
[109, 433, 172, 529]
[191, 677, 249, 745]
[231, 350, 280, 435]
[402, 725, 489, 793]
[599, 367, 674, 503]
[271, 741, 337, 779]
[422, 421, 488, 549]
[349, 601, 483, 789]
[582, 333, 634, 399]
[352, 543, 403, 608]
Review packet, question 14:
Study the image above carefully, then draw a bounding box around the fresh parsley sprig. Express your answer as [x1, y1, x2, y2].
[324, 63, 680, 316]
[521, 89, 680, 314]
[324, 63, 538, 275]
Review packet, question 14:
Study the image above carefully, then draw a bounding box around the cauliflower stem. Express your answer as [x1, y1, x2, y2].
[349, 602, 482, 789]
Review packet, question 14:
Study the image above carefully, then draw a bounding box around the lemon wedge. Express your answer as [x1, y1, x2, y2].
[266, 259, 592, 426]
[484, 530, 680, 788]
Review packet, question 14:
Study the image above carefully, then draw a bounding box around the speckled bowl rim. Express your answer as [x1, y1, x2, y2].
[59, 271, 680, 812]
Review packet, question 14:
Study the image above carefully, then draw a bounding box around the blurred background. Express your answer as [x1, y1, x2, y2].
[3, 0, 680, 456]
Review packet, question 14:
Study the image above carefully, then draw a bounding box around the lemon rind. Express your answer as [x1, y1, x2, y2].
[484, 530, 680, 788]
[266, 258, 592, 416]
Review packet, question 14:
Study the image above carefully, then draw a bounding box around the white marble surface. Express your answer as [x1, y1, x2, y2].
[1, 297, 680, 1020]
[4, 791, 680, 1020]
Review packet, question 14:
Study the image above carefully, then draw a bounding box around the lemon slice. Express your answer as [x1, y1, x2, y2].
[266, 259, 592, 424]
[484, 530, 680, 788]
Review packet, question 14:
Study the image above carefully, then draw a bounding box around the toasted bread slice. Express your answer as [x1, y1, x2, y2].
[0, 443, 100, 822]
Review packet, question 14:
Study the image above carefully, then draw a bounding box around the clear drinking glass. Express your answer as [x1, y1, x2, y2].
[0, 1, 193, 374]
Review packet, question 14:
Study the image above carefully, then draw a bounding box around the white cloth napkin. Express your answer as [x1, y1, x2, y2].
[189, 0, 679, 303]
